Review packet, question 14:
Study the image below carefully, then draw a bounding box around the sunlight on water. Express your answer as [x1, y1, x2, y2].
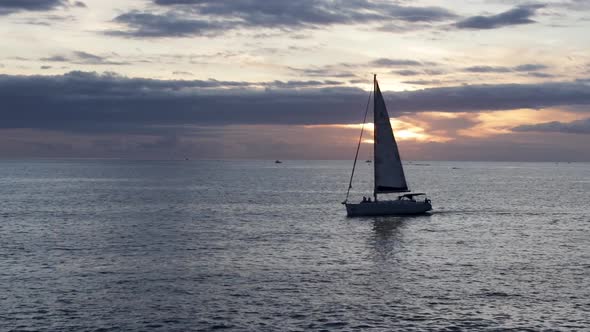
[0, 160, 588, 331]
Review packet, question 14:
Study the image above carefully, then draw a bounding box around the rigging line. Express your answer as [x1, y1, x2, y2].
[344, 89, 373, 203]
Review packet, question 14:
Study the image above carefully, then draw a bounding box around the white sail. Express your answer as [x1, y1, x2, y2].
[373, 77, 409, 193]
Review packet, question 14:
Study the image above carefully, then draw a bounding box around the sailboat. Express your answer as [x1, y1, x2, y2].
[343, 75, 432, 216]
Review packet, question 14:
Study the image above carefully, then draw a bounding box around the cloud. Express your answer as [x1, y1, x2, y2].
[110, 1, 457, 37]
[157, 0, 457, 24]
[402, 80, 443, 86]
[0, 71, 358, 133]
[525, 72, 555, 78]
[109, 11, 233, 37]
[289, 58, 437, 79]
[394, 70, 422, 76]
[464, 66, 512, 73]
[372, 58, 427, 67]
[0, 72, 356, 132]
[513, 118, 590, 134]
[392, 81, 590, 112]
[173, 71, 193, 76]
[513, 63, 548, 71]
[0, 0, 65, 13]
[1, 71, 590, 137]
[42, 55, 68, 62]
[0, 0, 84, 15]
[464, 63, 549, 73]
[455, 4, 544, 29]
[559, 0, 590, 10]
[267, 80, 344, 88]
[405, 136, 589, 161]
[288, 66, 357, 78]
[41, 51, 129, 65]
[381, 5, 457, 23]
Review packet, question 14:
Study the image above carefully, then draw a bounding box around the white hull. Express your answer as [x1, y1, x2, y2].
[345, 200, 432, 217]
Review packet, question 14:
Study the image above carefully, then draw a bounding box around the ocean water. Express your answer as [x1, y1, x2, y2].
[1, 160, 588, 331]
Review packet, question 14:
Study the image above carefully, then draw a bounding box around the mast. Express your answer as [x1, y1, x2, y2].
[373, 74, 378, 201]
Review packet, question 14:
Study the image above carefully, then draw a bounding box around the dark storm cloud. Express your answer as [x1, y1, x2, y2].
[455, 4, 544, 29]
[2, 71, 590, 135]
[513, 118, 590, 134]
[0, 0, 84, 15]
[110, 1, 457, 37]
[41, 51, 129, 65]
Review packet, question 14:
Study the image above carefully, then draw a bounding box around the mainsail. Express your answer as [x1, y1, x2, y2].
[373, 76, 409, 194]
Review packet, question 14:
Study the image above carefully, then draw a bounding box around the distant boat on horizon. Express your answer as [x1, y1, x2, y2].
[342, 75, 432, 216]
[275, 160, 282, 164]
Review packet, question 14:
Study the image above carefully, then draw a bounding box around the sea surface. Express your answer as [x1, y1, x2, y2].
[1, 160, 588, 331]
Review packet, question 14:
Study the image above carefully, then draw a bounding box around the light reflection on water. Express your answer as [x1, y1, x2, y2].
[0, 160, 588, 331]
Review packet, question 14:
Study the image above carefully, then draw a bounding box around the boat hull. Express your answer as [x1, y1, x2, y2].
[345, 200, 432, 217]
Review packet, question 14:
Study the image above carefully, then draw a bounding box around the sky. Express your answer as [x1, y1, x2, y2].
[0, 0, 589, 161]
